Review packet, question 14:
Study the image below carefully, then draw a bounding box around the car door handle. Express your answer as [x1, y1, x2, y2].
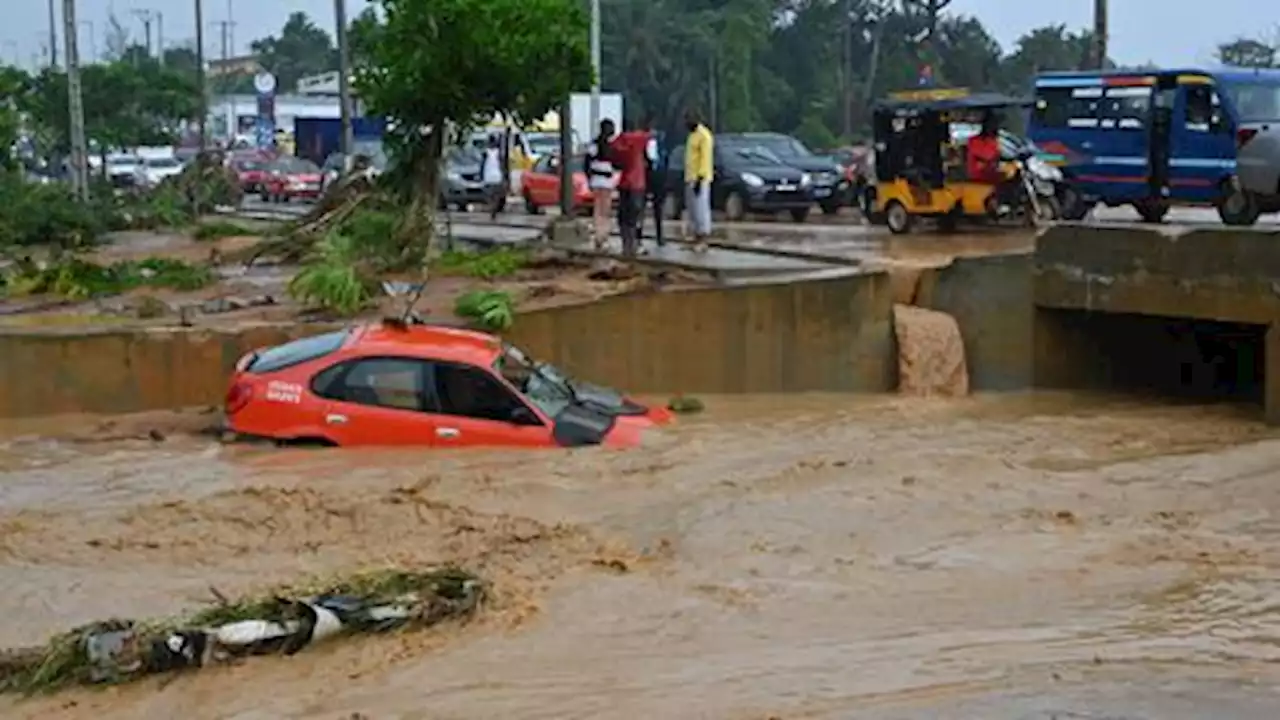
[325, 414, 347, 425]
[436, 427, 460, 438]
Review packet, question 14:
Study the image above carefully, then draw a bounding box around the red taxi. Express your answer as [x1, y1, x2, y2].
[259, 157, 325, 203]
[224, 322, 673, 448]
[521, 153, 617, 214]
[230, 156, 271, 193]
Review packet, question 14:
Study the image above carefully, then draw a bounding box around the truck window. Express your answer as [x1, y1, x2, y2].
[1100, 86, 1150, 130]
[1034, 87, 1101, 128]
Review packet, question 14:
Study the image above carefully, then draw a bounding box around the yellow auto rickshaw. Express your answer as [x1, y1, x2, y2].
[870, 88, 1039, 234]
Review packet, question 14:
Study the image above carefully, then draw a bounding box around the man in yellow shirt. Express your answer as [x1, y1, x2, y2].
[683, 109, 714, 251]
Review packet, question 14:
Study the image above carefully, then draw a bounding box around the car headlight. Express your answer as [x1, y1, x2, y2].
[446, 170, 462, 182]
[741, 172, 764, 187]
[800, 173, 812, 186]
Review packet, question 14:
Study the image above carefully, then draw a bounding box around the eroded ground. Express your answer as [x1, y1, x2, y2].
[3, 394, 1280, 718]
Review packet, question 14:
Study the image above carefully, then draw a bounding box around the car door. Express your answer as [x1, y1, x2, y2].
[427, 360, 555, 448]
[311, 357, 440, 446]
[1172, 79, 1236, 203]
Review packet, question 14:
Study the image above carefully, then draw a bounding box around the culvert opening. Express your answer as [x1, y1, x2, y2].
[1037, 309, 1266, 406]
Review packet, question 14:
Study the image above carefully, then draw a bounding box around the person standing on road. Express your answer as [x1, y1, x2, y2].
[586, 119, 617, 250]
[643, 121, 666, 246]
[684, 109, 714, 252]
[610, 118, 652, 257]
[481, 134, 505, 220]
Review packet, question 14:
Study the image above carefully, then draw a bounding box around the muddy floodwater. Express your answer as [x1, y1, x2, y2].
[4, 394, 1280, 718]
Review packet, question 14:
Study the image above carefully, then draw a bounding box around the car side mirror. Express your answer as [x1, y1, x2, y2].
[509, 406, 539, 426]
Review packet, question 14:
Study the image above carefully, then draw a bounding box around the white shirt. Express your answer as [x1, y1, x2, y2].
[645, 138, 658, 163]
[481, 148, 503, 184]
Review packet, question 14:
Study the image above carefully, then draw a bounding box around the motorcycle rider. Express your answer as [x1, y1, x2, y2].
[965, 113, 1021, 214]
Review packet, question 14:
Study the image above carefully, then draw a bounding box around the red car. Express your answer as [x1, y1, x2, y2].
[259, 157, 325, 202]
[224, 321, 673, 448]
[230, 157, 270, 192]
[521, 153, 617, 214]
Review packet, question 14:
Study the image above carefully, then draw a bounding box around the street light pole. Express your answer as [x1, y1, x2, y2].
[62, 0, 88, 201]
[47, 0, 58, 68]
[334, 0, 354, 164]
[195, 0, 207, 151]
[589, 0, 600, 132]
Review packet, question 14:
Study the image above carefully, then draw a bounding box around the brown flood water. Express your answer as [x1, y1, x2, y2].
[4, 393, 1280, 718]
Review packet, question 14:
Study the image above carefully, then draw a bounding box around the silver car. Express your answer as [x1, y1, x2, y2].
[1229, 79, 1280, 220]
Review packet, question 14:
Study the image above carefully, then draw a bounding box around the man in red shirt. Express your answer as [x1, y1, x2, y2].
[965, 114, 1002, 183]
[610, 119, 652, 257]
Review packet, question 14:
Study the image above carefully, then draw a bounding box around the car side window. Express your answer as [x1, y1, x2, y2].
[432, 362, 542, 426]
[1183, 85, 1227, 133]
[313, 358, 427, 412]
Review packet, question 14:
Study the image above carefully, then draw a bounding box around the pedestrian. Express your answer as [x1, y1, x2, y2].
[586, 119, 617, 250]
[481, 134, 505, 220]
[683, 109, 714, 251]
[610, 117, 652, 257]
[643, 121, 666, 246]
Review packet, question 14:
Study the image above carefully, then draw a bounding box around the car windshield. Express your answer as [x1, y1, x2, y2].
[146, 157, 181, 168]
[108, 156, 140, 166]
[494, 344, 574, 419]
[720, 140, 785, 164]
[235, 159, 263, 170]
[751, 135, 813, 157]
[1224, 81, 1280, 123]
[448, 146, 483, 164]
[527, 133, 560, 155]
[277, 158, 319, 173]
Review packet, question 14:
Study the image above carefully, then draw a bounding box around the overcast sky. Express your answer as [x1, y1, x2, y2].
[0, 0, 1268, 71]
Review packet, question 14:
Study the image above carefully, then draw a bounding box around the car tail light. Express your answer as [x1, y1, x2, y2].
[225, 380, 253, 415]
[1237, 128, 1258, 148]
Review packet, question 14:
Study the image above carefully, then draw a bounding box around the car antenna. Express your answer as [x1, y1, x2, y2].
[380, 279, 428, 328]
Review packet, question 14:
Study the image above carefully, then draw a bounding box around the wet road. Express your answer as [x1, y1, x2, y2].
[3, 394, 1280, 718]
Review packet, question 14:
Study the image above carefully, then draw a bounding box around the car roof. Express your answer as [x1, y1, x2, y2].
[1036, 67, 1280, 85]
[347, 322, 503, 366]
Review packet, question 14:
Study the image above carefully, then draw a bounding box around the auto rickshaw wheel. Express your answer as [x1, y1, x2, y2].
[885, 200, 913, 234]
[724, 191, 747, 221]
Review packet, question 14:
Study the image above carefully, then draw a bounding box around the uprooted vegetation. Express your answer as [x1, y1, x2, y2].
[0, 566, 483, 695]
[0, 255, 215, 300]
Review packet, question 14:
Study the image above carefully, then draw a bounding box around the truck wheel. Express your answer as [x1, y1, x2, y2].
[1218, 187, 1260, 226]
[885, 200, 913, 234]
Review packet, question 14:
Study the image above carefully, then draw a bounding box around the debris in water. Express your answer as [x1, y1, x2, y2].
[0, 567, 483, 695]
[667, 395, 705, 414]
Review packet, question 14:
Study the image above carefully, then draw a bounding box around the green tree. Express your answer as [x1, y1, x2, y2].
[352, 0, 592, 249]
[1217, 38, 1277, 68]
[0, 66, 31, 172]
[999, 25, 1098, 93]
[250, 12, 338, 92]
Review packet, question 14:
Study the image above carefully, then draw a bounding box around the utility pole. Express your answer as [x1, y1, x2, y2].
[63, 0, 88, 201]
[47, 0, 59, 68]
[1091, 0, 1108, 70]
[227, 0, 235, 61]
[589, 0, 600, 132]
[132, 9, 155, 57]
[196, 0, 207, 152]
[156, 12, 164, 63]
[334, 0, 354, 164]
[841, 0, 852, 138]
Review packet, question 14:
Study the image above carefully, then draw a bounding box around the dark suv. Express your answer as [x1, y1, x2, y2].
[664, 136, 814, 222]
[731, 132, 850, 214]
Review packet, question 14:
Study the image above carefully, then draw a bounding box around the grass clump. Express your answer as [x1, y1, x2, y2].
[0, 566, 483, 695]
[193, 220, 257, 242]
[436, 247, 530, 280]
[667, 395, 705, 414]
[0, 256, 215, 300]
[454, 289, 515, 331]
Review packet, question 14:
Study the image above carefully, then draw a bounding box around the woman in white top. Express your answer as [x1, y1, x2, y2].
[585, 119, 616, 249]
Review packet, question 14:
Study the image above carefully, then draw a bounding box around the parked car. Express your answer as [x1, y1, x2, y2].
[103, 154, 142, 188]
[731, 132, 851, 214]
[230, 155, 271, 193]
[440, 146, 497, 210]
[133, 155, 185, 188]
[259, 157, 324, 203]
[664, 138, 814, 221]
[520, 153, 605, 214]
[224, 321, 674, 448]
[320, 144, 389, 192]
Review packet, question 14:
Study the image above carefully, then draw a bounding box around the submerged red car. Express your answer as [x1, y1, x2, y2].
[225, 321, 673, 448]
[259, 157, 324, 202]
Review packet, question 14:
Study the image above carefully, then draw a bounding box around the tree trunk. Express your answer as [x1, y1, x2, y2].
[399, 127, 444, 263]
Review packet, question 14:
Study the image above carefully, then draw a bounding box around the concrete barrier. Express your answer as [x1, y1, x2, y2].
[0, 259, 1037, 418]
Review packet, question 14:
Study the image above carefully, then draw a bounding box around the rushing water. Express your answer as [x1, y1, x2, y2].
[3, 393, 1280, 718]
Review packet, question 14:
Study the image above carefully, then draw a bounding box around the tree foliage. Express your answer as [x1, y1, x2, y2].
[1217, 38, 1278, 68]
[351, 0, 592, 249]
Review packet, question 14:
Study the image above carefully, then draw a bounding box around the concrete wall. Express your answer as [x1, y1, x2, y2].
[0, 324, 321, 418]
[1035, 224, 1280, 324]
[505, 273, 898, 394]
[0, 259, 1035, 418]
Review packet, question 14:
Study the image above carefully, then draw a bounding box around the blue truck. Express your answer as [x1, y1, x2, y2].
[293, 117, 387, 165]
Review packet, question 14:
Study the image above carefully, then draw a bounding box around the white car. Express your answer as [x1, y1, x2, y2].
[134, 156, 186, 188]
[104, 154, 143, 187]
